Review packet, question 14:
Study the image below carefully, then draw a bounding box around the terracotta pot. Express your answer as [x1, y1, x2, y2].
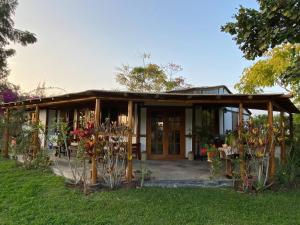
[207, 151, 216, 161]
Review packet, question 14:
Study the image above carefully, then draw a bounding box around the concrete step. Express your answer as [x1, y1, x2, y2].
[144, 179, 233, 188]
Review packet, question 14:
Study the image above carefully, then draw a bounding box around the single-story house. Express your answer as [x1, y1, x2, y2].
[2, 85, 299, 181]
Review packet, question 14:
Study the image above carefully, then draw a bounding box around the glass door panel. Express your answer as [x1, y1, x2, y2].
[168, 113, 181, 155]
[151, 112, 164, 155]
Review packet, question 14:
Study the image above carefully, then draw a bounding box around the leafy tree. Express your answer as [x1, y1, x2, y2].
[0, 0, 37, 102]
[221, 0, 300, 60]
[0, 0, 37, 78]
[235, 44, 300, 102]
[116, 54, 190, 92]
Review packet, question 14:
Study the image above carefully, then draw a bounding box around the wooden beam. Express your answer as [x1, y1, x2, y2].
[280, 111, 286, 164]
[4, 97, 97, 109]
[2, 108, 9, 158]
[268, 101, 276, 179]
[238, 103, 246, 179]
[127, 100, 133, 182]
[91, 98, 101, 184]
[32, 105, 40, 158]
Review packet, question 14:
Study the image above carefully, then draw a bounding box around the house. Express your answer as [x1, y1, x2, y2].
[1, 85, 299, 181]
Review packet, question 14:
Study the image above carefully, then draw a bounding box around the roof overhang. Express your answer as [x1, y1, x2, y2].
[1, 90, 299, 113]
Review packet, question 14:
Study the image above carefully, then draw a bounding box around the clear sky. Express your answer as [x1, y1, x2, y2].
[8, 0, 275, 94]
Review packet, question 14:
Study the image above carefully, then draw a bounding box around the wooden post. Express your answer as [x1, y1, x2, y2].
[127, 100, 133, 182]
[238, 103, 246, 179]
[280, 111, 286, 164]
[2, 108, 9, 158]
[32, 105, 40, 158]
[289, 113, 294, 142]
[268, 101, 275, 179]
[91, 98, 101, 184]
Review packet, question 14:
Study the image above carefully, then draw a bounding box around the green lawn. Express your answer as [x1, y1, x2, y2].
[0, 159, 300, 225]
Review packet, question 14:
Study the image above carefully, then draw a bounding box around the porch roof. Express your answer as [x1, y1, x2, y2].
[1, 89, 299, 113]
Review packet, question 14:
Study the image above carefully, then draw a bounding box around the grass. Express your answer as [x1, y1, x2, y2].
[1, 159, 300, 225]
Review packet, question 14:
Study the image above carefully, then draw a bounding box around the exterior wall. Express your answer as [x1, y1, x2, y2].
[46, 109, 57, 148]
[39, 109, 47, 148]
[185, 108, 193, 157]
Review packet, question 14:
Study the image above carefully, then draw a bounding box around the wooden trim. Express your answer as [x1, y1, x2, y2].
[5, 97, 97, 109]
[2, 108, 9, 158]
[238, 103, 246, 179]
[91, 98, 101, 184]
[268, 101, 275, 179]
[146, 108, 185, 160]
[280, 111, 286, 164]
[33, 105, 40, 158]
[192, 105, 195, 155]
[136, 103, 141, 145]
[289, 113, 294, 142]
[127, 101, 133, 182]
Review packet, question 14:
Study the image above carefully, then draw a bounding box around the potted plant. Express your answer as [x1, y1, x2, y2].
[207, 144, 218, 162]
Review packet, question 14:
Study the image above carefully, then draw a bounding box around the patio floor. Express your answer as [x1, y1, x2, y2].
[133, 160, 212, 180]
[50, 155, 215, 181]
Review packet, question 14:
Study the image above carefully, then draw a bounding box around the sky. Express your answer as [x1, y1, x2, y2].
[8, 0, 282, 94]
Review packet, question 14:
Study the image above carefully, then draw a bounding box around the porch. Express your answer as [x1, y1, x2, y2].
[51, 155, 213, 181]
[2, 89, 299, 185]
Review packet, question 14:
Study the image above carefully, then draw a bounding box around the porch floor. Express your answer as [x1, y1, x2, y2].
[134, 159, 212, 180]
[48, 152, 230, 187]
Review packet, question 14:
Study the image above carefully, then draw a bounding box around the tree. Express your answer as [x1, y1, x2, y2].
[0, 0, 37, 79]
[235, 43, 300, 102]
[221, 0, 300, 60]
[116, 54, 191, 92]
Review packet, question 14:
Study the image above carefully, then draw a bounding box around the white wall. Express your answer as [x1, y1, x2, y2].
[185, 108, 193, 157]
[219, 108, 224, 135]
[140, 107, 147, 151]
[46, 110, 57, 148]
[39, 109, 47, 148]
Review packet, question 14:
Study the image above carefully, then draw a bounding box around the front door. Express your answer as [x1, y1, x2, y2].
[147, 108, 185, 160]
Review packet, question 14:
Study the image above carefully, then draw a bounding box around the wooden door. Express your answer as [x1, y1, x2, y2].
[147, 108, 185, 160]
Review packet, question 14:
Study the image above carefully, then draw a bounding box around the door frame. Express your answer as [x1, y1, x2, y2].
[146, 107, 185, 160]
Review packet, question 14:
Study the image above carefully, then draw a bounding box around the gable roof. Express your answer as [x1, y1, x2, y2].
[167, 85, 232, 94]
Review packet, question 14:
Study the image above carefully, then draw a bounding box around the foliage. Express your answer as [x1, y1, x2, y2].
[276, 145, 298, 188]
[29, 149, 51, 171]
[235, 44, 300, 102]
[1, 159, 300, 225]
[221, 0, 300, 60]
[50, 120, 86, 187]
[52, 118, 129, 191]
[0, 0, 37, 79]
[116, 54, 191, 92]
[98, 119, 128, 189]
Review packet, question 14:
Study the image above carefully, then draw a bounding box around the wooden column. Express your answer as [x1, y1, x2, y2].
[91, 98, 101, 184]
[268, 101, 275, 179]
[2, 108, 9, 158]
[127, 100, 133, 182]
[238, 103, 246, 179]
[280, 111, 286, 164]
[136, 103, 141, 160]
[33, 105, 40, 158]
[289, 113, 294, 142]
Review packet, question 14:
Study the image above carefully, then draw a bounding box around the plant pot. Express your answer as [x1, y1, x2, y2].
[141, 151, 147, 161]
[207, 151, 216, 162]
[188, 151, 194, 160]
